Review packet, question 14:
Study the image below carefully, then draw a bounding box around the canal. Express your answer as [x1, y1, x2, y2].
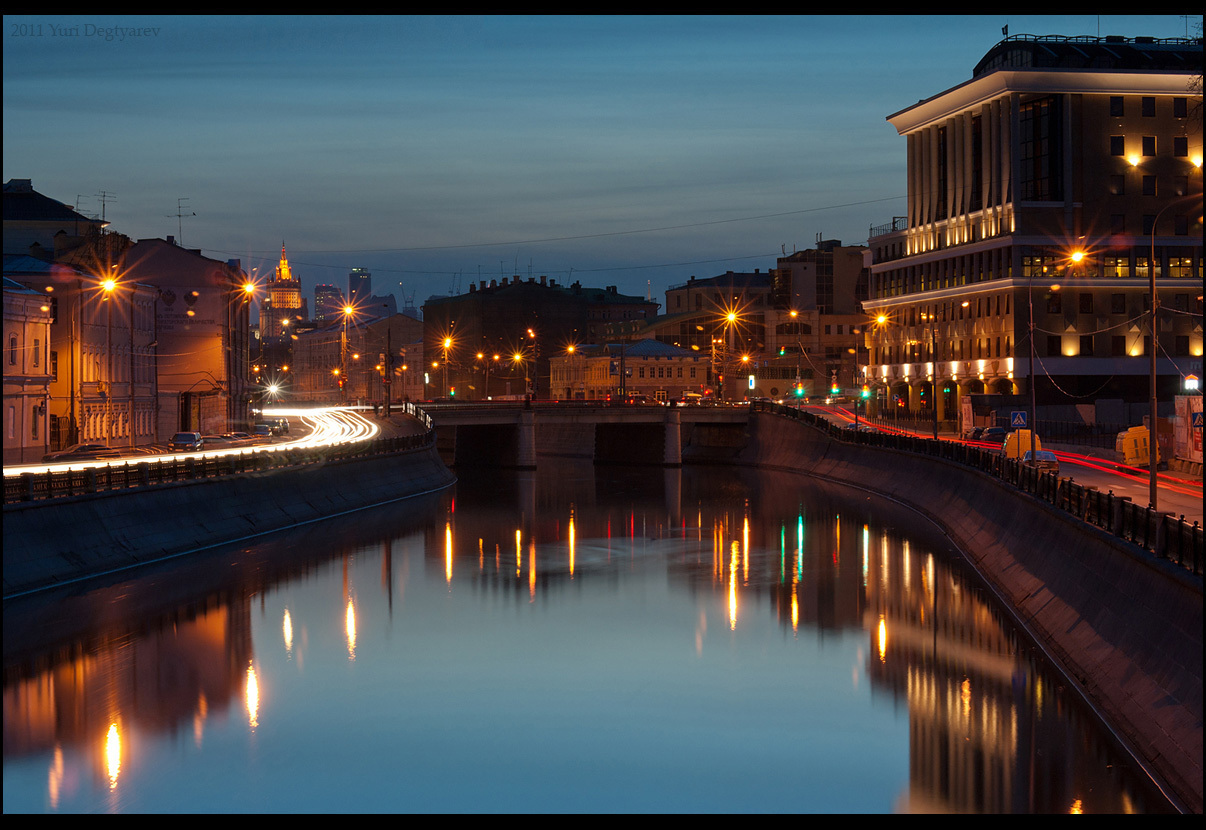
[2, 461, 1174, 813]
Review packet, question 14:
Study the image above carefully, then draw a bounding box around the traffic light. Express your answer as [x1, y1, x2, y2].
[861, 385, 870, 399]
[793, 383, 804, 397]
[831, 383, 840, 396]
[449, 386, 456, 396]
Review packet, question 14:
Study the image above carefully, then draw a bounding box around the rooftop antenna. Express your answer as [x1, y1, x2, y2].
[166, 197, 195, 245]
[94, 190, 116, 223]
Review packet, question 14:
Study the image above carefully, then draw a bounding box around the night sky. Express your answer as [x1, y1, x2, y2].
[4, 14, 1195, 312]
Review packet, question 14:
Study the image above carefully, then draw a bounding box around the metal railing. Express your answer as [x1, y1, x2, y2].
[751, 400, 1202, 576]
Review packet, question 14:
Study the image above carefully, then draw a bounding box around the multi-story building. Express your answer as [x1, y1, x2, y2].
[349, 268, 372, 309]
[4, 255, 160, 453]
[549, 339, 709, 402]
[291, 310, 422, 404]
[122, 237, 255, 436]
[422, 275, 658, 400]
[863, 34, 1203, 426]
[3, 277, 54, 463]
[313, 283, 343, 326]
[260, 245, 304, 341]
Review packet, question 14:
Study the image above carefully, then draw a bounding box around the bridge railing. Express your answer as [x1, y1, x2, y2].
[4, 422, 436, 506]
[751, 400, 1203, 576]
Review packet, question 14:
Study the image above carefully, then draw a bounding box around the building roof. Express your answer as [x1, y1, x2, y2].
[973, 34, 1202, 78]
[610, 339, 698, 359]
[3, 179, 106, 226]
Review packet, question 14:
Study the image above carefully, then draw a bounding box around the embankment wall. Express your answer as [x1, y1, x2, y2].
[693, 412, 1202, 813]
[3, 445, 455, 598]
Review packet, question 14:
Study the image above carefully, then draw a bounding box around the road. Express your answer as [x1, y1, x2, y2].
[805, 404, 1203, 525]
[3, 406, 383, 477]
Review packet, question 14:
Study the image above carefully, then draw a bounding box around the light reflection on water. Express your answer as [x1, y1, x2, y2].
[2, 462, 1172, 813]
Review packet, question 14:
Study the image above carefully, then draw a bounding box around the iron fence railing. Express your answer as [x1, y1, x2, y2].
[751, 400, 1203, 576]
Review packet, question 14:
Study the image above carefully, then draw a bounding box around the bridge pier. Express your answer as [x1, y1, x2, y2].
[517, 409, 536, 469]
[663, 408, 682, 466]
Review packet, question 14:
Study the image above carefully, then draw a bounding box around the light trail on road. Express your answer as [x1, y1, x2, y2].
[4, 406, 381, 476]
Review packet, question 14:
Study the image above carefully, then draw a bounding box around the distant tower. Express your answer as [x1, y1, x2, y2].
[349, 268, 372, 309]
[314, 283, 343, 325]
[262, 244, 303, 339]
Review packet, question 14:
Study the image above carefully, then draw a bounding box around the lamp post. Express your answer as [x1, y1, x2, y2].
[101, 273, 117, 447]
[1147, 193, 1202, 510]
[341, 304, 355, 403]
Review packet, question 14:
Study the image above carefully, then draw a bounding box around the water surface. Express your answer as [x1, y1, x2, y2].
[2, 462, 1170, 813]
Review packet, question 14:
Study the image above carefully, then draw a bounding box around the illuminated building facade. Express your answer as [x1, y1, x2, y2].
[863, 34, 1203, 423]
[260, 245, 303, 340]
[122, 238, 254, 436]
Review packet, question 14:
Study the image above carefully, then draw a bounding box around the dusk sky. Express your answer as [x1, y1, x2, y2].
[4, 14, 1196, 312]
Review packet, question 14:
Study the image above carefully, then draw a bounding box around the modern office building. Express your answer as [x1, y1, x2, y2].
[862, 34, 1203, 426]
[349, 268, 372, 309]
[314, 283, 343, 326]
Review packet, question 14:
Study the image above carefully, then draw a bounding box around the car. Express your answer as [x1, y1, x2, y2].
[169, 432, 205, 452]
[42, 443, 123, 463]
[981, 426, 1007, 442]
[252, 424, 275, 438]
[1021, 450, 1060, 475]
[963, 426, 985, 440]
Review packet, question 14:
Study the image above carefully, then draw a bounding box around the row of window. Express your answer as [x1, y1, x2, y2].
[1045, 292, 1198, 315]
[637, 366, 698, 379]
[1109, 96, 1190, 118]
[1109, 135, 1194, 157]
[1049, 334, 1195, 358]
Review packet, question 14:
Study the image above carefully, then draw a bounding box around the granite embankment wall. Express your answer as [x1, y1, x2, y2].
[693, 412, 1202, 813]
[3, 445, 455, 599]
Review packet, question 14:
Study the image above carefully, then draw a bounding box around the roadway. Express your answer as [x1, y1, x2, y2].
[805, 404, 1203, 525]
[3, 406, 385, 477]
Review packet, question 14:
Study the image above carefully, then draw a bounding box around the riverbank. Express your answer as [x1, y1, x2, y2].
[701, 412, 1203, 814]
[3, 437, 455, 598]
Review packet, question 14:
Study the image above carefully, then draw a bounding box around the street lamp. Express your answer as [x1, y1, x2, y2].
[340, 304, 355, 403]
[1147, 193, 1203, 510]
[442, 337, 453, 397]
[101, 273, 117, 447]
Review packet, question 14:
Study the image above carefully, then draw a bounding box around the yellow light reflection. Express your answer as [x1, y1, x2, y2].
[283, 608, 293, 655]
[568, 510, 576, 577]
[445, 521, 453, 583]
[877, 616, 887, 663]
[48, 745, 64, 809]
[515, 529, 522, 577]
[961, 677, 972, 718]
[729, 540, 739, 630]
[105, 723, 121, 790]
[529, 538, 537, 601]
[246, 663, 259, 730]
[1070, 799, 1083, 814]
[346, 599, 357, 661]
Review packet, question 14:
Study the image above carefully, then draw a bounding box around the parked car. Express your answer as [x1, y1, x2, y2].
[42, 443, 122, 463]
[963, 426, 985, 440]
[169, 432, 204, 452]
[980, 426, 1007, 442]
[1021, 450, 1060, 475]
[252, 424, 275, 438]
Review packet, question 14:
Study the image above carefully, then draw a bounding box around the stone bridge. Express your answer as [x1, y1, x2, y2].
[423, 402, 749, 468]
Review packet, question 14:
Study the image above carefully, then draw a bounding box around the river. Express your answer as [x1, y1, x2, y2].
[1, 461, 1173, 813]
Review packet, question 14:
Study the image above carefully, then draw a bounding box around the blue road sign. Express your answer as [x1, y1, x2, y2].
[1011, 411, 1027, 427]
[1192, 411, 1203, 428]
